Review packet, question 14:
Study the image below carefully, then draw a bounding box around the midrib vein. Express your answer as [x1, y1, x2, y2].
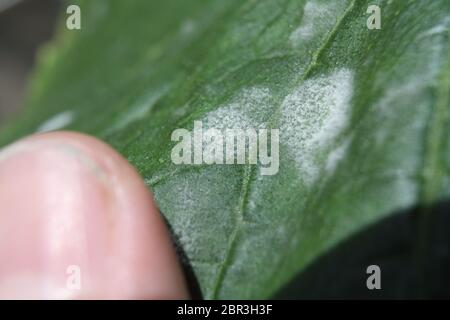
[210, 0, 356, 299]
[210, 164, 253, 299]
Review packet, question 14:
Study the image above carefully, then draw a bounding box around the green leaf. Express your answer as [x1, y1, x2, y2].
[1, 0, 450, 298]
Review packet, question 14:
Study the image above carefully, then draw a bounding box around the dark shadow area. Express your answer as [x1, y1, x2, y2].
[274, 200, 450, 299]
[162, 215, 204, 299]
[0, 0, 61, 123]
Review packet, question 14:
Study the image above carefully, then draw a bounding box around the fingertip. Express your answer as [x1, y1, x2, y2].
[0, 131, 189, 299]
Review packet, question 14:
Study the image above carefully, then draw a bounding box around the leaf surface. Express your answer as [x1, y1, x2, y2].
[1, 0, 450, 298]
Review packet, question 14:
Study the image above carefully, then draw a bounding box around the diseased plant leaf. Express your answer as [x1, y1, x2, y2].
[1, 0, 450, 299]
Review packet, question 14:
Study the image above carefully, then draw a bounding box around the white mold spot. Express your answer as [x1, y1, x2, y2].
[200, 87, 272, 160]
[325, 137, 352, 174]
[289, 1, 338, 47]
[280, 69, 354, 184]
[203, 87, 272, 130]
[418, 17, 450, 39]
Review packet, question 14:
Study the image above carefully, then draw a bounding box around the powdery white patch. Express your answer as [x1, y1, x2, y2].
[152, 166, 240, 270]
[289, 1, 338, 47]
[280, 69, 354, 184]
[376, 80, 427, 113]
[373, 76, 433, 148]
[36, 111, 74, 133]
[325, 137, 352, 174]
[155, 176, 199, 260]
[418, 17, 450, 39]
[203, 104, 250, 130]
[202, 87, 272, 130]
[200, 87, 272, 159]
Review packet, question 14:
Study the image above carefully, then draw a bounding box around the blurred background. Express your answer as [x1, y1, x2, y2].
[0, 0, 61, 124]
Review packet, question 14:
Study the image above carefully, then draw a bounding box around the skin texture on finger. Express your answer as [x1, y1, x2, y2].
[0, 131, 189, 299]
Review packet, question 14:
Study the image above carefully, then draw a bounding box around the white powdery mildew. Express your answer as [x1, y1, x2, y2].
[418, 17, 450, 39]
[203, 104, 250, 131]
[152, 166, 239, 270]
[373, 75, 434, 147]
[200, 87, 272, 158]
[289, 0, 338, 47]
[325, 137, 352, 174]
[203, 87, 272, 130]
[36, 111, 74, 133]
[280, 69, 354, 184]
